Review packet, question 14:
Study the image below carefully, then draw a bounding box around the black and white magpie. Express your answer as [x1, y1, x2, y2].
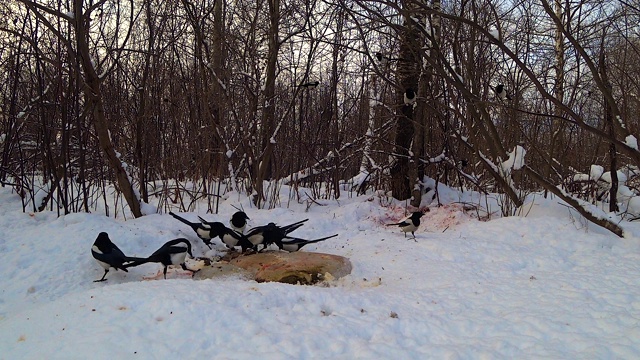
[278, 234, 339, 252]
[124, 238, 194, 279]
[215, 225, 254, 252]
[199, 210, 250, 234]
[404, 88, 416, 105]
[230, 211, 250, 233]
[245, 219, 308, 251]
[169, 212, 222, 249]
[91, 232, 143, 282]
[386, 211, 424, 239]
[494, 84, 511, 100]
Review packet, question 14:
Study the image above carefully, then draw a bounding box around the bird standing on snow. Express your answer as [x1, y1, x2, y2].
[386, 211, 424, 239]
[91, 232, 143, 282]
[169, 212, 222, 249]
[229, 211, 249, 234]
[124, 238, 194, 279]
[177, 212, 253, 252]
[493, 84, 511, 100]
[404, 88, 416, 106]
[245, 219, 308, 251]
[215, 225, 255, 252]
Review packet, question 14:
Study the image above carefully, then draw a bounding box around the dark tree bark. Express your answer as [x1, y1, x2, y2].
[253, 0, 280, 207]
[72, 0, 143, 217]
[391, 1, 422, 200]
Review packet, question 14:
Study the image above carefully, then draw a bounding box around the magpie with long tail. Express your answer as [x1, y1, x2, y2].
[215, 224, 254, 253]
[124, 238, 194, 279]
[91, 232, 145, 282]
[386, 211, 424, 239]
[245, 219, 308, 251]
[278, 234, 339, 252]
[169, 211, 223, 249]
[198, 210, 250, 234]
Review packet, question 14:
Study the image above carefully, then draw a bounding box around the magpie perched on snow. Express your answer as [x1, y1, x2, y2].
[199, 210, 250, 234]
[278, 234, 339, 252]
[169, 211, 222, 249]
[386, 211, 424, 239]
[404, 88, 416, 106]
[230, 211, 249, 233]
[91, 232, 144, 282]
[245, 219, 308, 251]
[215, 225, 254, 252]
[299, 81, 319, 88]
[493, 84, 511, 100]
[124, 238, 194, 279]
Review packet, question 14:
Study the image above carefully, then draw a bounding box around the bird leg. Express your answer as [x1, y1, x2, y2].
[94, 270, 109, 282]
[180, 263, 197, 277]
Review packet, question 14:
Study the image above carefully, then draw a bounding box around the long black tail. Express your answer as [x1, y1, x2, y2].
[169, 212, 199, 230]
[123, 256, 153, 269]
[281, 219, 309, 235]
[282, 233, 338, 244]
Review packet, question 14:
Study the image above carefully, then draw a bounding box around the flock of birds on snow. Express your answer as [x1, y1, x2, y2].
[91, 209, 426, 282]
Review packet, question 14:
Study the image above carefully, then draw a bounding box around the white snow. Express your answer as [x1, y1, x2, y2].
[226, 150, 234, 159]
[590, 164, 604, 180]
[626, 135, 638, 150]
[502, 145, 526, 171]
[1, 184, 640, 358]
[488, 28, 499, 40]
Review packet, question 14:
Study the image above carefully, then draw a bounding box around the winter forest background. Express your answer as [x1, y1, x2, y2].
[2, 0, 640, 237]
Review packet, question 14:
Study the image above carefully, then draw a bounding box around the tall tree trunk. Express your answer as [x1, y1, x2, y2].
[73, 0, 142, 218]
[391, 1, 422, 200]
[600, 50, 618, 212]
[411, 0, 436, 208]
[546, 0, 566, 196]
[253, 0, 280, 207]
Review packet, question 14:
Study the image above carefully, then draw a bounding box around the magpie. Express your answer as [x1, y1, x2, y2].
[245, 219, 308, 251]
[278, 234, 339, 252]
[386, 211, 424, 239]
[91, 232, 144, 282]
[124, 238, 194, 279]
[494, 84, 511, 100]
[404, 88, 416, 106]
[230, 211, 249, 233]
[299, 81, 319, 88]
[215, 224, 254, 252]
[195, 216, 252, 251]
[199, 210, 250, 234]
[169, 211, 222, 249]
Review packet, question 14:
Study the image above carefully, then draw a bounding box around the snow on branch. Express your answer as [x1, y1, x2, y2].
[282, 119, 394, 185]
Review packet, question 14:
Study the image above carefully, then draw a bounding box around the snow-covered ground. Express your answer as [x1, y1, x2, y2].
[1, 185, 640, 359]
